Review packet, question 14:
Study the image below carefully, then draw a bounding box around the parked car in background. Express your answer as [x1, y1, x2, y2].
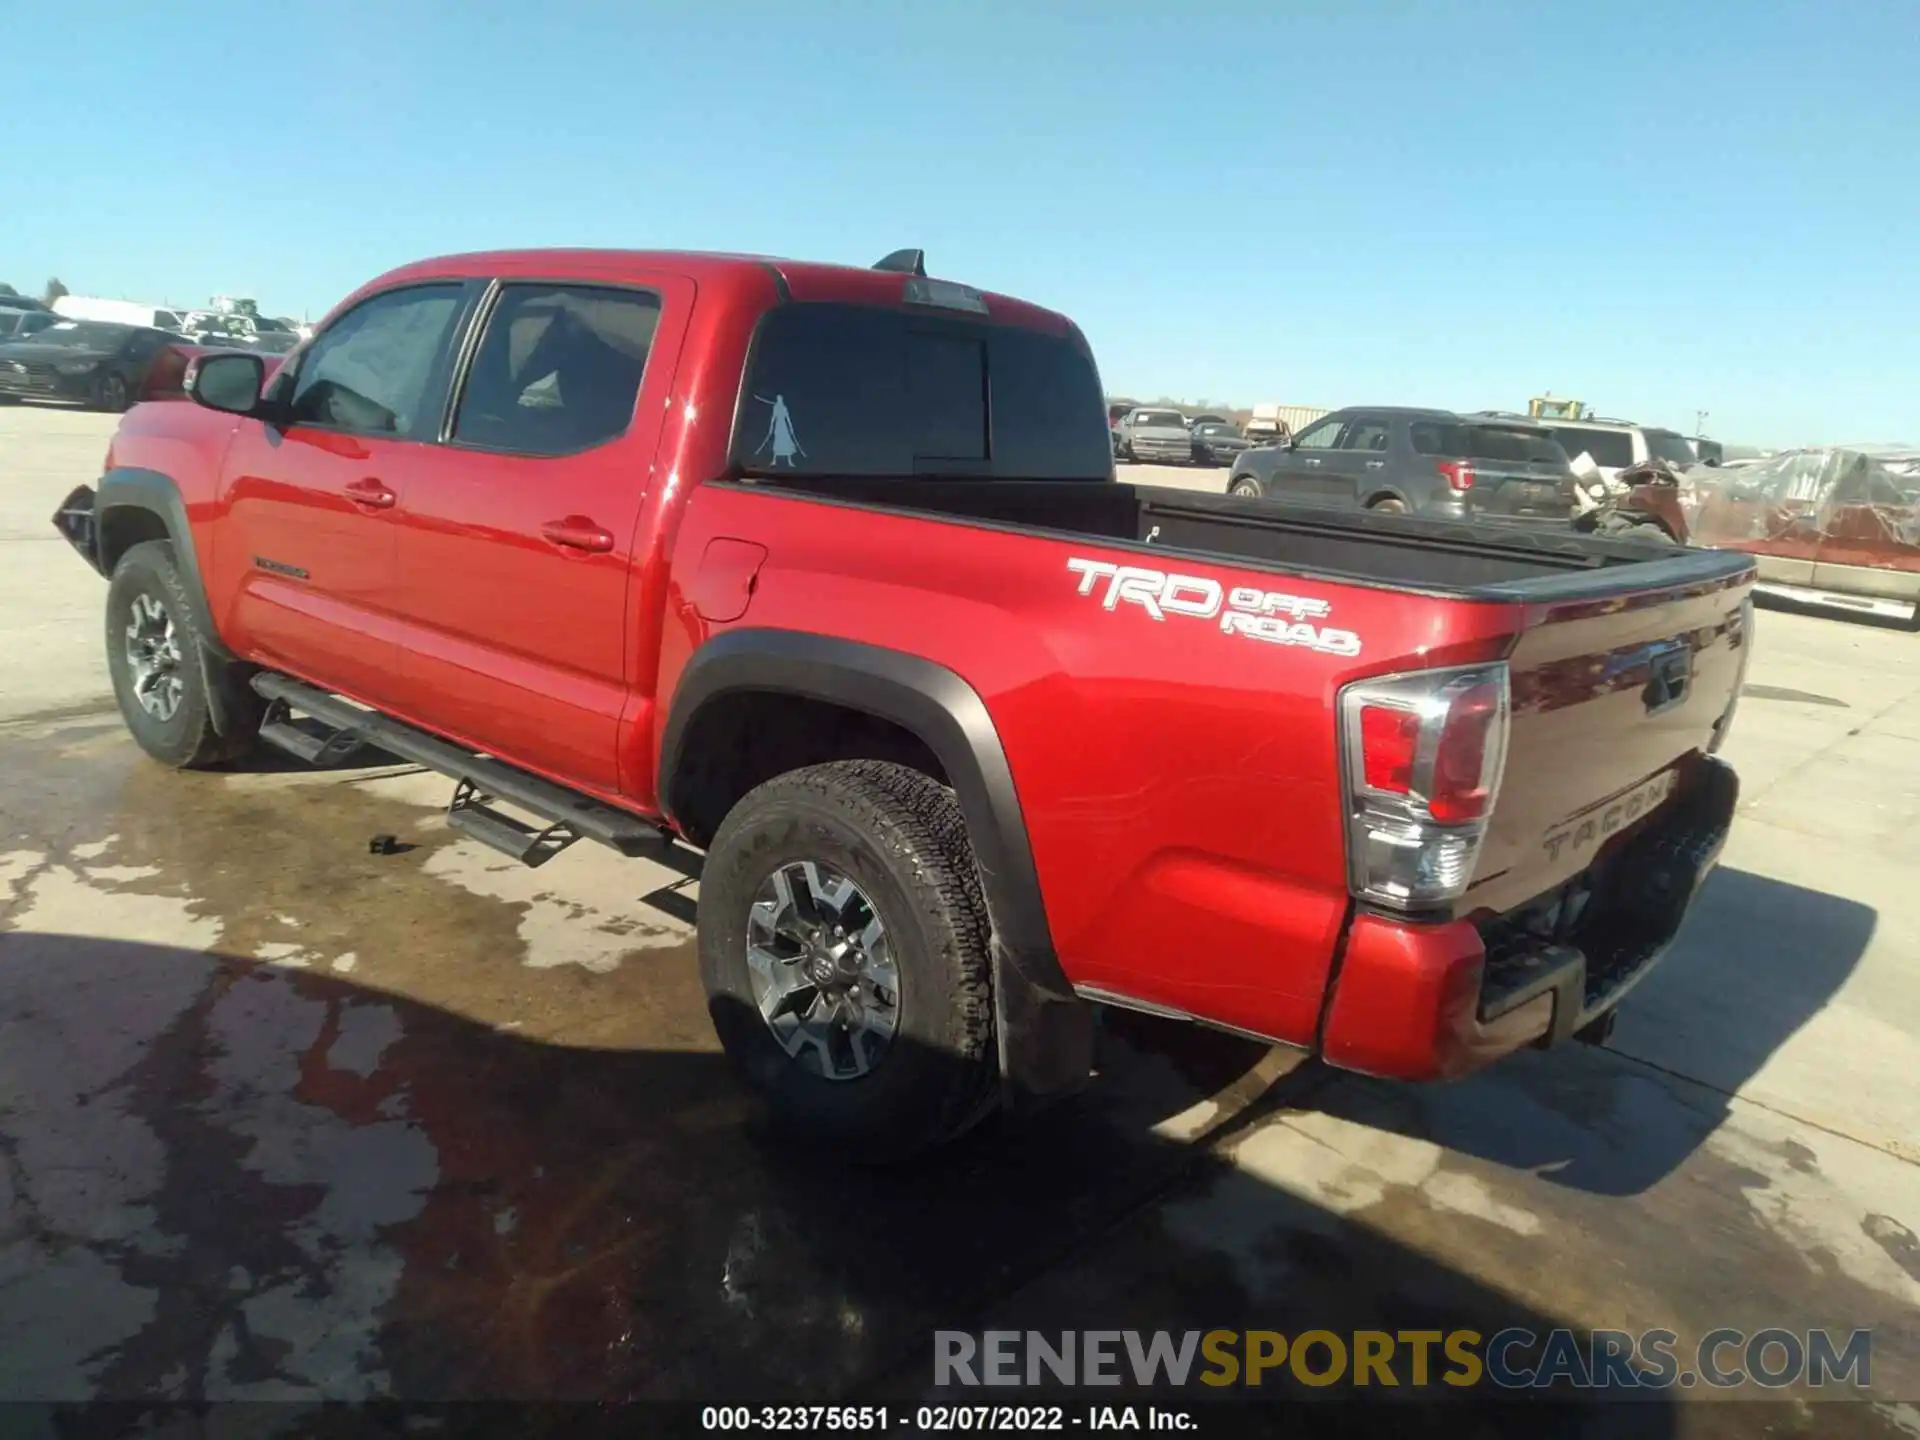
[0, 320, 182, 410]
[1226, 407, 1579, 523]
[1114, 406, 1193, 463]
[1527, 414, 1698, 484]
[1688, 437, 1724, 467]
[1187, 412, 1229, 428]
[0, 305, 64, 343]
[1191, 419, 1252, 467]
[1245, 402, 1328, 446]
[52, 296, 191, 334]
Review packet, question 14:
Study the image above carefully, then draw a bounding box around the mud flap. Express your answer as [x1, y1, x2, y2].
[991, 936, 1095, 1114]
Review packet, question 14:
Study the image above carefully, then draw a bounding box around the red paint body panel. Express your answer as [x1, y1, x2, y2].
[1320, 914, 1552, 1081]
[92, 246, 1751, 1082]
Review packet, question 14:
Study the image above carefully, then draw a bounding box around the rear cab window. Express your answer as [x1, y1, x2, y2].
[731, 301, 1110, 479]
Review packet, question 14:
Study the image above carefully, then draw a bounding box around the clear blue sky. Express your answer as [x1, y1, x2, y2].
[5, 1, 1915, 446]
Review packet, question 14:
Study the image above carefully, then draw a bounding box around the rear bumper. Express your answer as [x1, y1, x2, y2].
[1320, 754, 1739, 1081]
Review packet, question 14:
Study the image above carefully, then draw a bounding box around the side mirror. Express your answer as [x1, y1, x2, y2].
[185, 351, 266, 416]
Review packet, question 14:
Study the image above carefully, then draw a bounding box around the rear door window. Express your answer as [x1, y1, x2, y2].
[733, 302, 1110, 479]
[452, 283, 662, 456]
[1339, 416, 1392, 452]
[1552, 426, 1634, 469]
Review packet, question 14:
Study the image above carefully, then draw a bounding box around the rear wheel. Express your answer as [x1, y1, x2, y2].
[1367, 496, 1408, 514]
[698, 760, 998, 1162]
[106, 541, 261, 769]
[94, 372, 130, 412]
[1228, 476, 1262, 499]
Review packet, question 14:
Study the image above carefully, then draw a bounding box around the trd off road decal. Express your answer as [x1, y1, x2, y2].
[1066, 559, 1362, 657]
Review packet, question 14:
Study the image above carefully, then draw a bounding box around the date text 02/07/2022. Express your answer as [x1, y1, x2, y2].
[698, 1403, 1195, 1431]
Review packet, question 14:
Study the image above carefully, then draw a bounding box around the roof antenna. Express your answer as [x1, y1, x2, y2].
[872, 248, 927, 277]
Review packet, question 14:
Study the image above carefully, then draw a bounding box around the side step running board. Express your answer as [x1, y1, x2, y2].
[250, 673, 674, 869]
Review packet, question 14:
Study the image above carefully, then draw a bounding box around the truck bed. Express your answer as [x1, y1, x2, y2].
[741, 475, 1754, 598]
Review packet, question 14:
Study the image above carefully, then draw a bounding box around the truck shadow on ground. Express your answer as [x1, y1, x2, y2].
[1304, 866, 1875, 1198]
[0, 934, 1716, 1437]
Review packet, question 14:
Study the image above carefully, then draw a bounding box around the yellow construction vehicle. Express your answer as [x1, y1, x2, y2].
[1528, 394, 1592, 421]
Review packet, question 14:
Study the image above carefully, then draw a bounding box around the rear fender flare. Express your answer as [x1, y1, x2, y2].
[660, 629, 1093, 1102]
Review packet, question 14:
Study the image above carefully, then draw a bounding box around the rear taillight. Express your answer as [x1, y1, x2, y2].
[1436, 459, 1477, 493]
[1338, 663, 1511, 910]
[1707, 597, 1755, 755]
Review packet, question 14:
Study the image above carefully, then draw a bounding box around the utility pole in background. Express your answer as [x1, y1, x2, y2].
[1694, 409, 1709, 436]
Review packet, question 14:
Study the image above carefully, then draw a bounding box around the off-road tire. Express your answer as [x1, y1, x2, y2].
[699, 760, 997, 1163]
[106, 541, 261, 769]
[1228, 476, 1263, 499]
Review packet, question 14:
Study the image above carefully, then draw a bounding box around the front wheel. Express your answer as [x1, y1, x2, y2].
[1228, 476, 1263, 499]
[106, 541, 261, 768]
[1367, 496, 1408, 514]
[698, 760, 998, 1162]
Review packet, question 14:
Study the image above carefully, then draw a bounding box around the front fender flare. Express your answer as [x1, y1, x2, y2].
[88, 467, 249, 734]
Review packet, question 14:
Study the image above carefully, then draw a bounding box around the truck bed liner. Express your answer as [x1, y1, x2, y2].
[737, 476, 1754, 601]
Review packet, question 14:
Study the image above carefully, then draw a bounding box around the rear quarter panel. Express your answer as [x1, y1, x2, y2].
[656, 483, 1522, 1046]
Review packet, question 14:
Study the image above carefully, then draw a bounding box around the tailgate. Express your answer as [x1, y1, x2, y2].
[1464, 565, 1754, 916]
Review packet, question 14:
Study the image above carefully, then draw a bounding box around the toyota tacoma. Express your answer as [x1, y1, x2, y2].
[54, 245, 1756, 1158]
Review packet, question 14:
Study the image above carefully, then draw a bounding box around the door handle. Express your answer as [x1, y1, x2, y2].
[541, 516, 615, 553]
[1365, 460, 1386, 469]
[1303, 457, 1322, 466]
[346, 477, 396, 509]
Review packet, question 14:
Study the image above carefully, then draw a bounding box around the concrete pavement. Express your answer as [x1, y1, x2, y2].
[0, 407, 1914, 1432]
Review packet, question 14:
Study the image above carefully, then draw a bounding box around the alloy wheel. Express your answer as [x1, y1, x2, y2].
[124, 592, 185, 722]
[745, 860, 899, 1081]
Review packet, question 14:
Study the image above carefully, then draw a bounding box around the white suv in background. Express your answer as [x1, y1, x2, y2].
[1529, 415, 1700, 483]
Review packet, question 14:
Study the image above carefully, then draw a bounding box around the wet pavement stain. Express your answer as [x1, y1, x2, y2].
[2, 715, 1916, 1432]
[0, 717, 1277, 1404]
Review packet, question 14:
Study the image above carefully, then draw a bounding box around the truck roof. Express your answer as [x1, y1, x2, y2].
[346, 248, 1080, 338]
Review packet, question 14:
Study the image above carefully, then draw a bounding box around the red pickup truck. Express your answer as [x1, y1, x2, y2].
[53, 246, 1756, 1158]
